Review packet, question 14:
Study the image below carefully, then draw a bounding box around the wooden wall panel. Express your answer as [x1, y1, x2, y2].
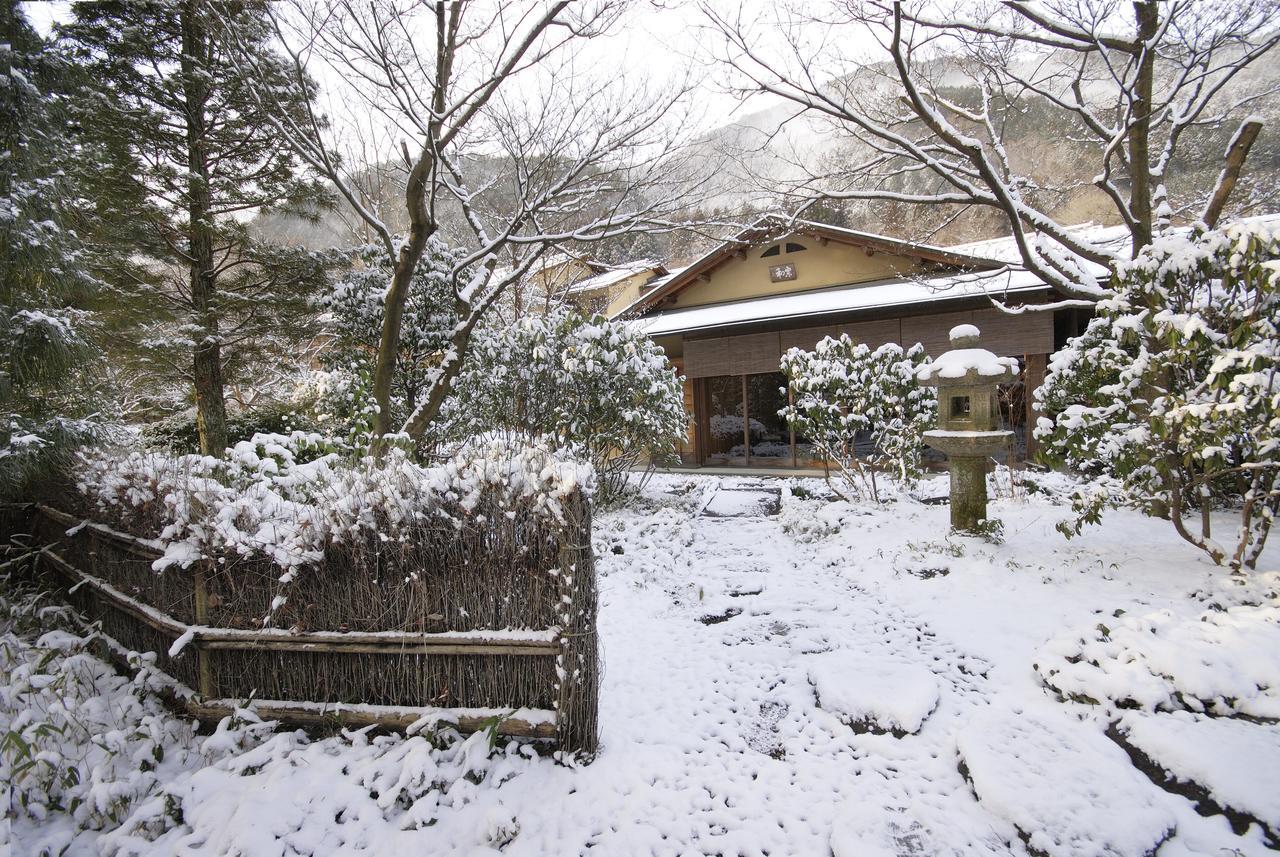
[971, 307, 1053, 356]
[684, 307, 1051, 379]
[843, 318, 902, 349]
[683, 337, 733, 378]
[685, 332, 781, 378]
[779, 324, 844, 353]
[901, 310, 974, 356]
[670, 359, 697, 462]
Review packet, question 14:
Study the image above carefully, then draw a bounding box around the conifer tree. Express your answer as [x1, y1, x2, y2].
[62, 0, 328, 454]
[0, 2, 100, 499]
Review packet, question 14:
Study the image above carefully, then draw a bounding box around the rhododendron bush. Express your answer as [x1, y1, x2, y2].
[1035, 221, 1280, 570]
[780, 335, 935, 502]
[445, 308, 688, 503]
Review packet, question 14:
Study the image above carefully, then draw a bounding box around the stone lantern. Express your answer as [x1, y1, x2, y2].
[916, 324, 1020, 531]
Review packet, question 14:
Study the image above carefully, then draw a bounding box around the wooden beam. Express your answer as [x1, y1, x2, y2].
[37, 504, 161, 560]
[36, 543, 559, 656]
[1023, 352, 1048, 463]
[183, 699, 557, 738]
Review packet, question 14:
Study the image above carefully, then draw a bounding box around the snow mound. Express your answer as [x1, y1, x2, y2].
[1116, 711, 1280, 839]
[809, 652, 939, 735]
[1035, 604, 1280, 718]
[957, 710, 1176, 857]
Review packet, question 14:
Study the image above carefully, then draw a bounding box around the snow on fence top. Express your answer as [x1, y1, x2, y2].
[75, 433, 595, 575]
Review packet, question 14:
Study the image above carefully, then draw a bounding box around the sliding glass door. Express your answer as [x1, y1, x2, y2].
[700, 371, 797, 467]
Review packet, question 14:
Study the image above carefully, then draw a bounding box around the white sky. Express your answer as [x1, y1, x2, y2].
[21, 0, 854, 137]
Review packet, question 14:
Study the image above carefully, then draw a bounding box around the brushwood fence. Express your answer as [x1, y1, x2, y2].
[2, 496, 599, 755]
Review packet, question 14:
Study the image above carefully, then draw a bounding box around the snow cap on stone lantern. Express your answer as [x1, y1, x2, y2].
[916, 324, 1020, 433]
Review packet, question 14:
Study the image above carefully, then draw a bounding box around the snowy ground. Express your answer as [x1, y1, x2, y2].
[6, 471, 1280, 856]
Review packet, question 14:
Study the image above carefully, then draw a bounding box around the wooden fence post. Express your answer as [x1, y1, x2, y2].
[554, 493, 599, 756]
[192, 563, 214, 697]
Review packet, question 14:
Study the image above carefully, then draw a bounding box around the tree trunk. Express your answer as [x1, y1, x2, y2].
[1127, 1, 1159, 254]
[370, 222, 430, 441]
[182, 2, 227, 456]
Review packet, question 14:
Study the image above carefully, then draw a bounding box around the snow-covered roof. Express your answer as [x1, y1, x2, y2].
[563, 261, 665, 295]
[624, 216, 1004, 317]
[531, 251, 608, 277]
[634, 267, 1049, 337]
[946, 222, 1134, 265]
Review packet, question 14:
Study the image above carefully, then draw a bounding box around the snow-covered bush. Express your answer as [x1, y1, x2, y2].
[74, 434, 594, 624]
[1034, 602, 1280, 719]
[295, 240, 466, 446]
[1, 582, 203, 840]
[780, 335, 935, 501]
[446, 308, 688, 503]
[140, 402, 315, 454]
[1035, 221, 1280, 570]
[1, 580, 543, 854]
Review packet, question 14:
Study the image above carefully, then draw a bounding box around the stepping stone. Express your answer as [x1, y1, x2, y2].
[957, 710, 1176, 857]
[1113, 711, 1280, 845]
[702, 488, 781, 518]
[808, 652, 939, 736]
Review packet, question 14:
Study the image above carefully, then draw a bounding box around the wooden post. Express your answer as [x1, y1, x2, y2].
[553, 494, 599, 756]
[192, 563, 214, 697]
[1023, 353, 1048, 463]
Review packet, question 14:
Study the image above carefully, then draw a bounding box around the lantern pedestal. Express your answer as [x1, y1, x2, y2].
[923, 429, 1014, 530]
[915, 325, 1020, 534]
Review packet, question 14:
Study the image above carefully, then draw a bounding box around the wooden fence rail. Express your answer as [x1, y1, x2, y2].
[4, 501, 598, 753]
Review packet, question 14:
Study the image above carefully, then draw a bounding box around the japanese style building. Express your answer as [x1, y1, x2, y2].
[619, 218, 1091, 468]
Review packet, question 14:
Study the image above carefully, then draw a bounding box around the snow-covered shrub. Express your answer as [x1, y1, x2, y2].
[446, 307, 688, 504]
[140, 402, 315, 455]
[1, 582, 202, 841]
[780, 335, 935, 502]
[294, 240, 466, 447]
[290, 366, 379, 451]
[1035, 221, 1280, 570]
[74, 434, 594, 624]
[1034, 602, 1280, 719]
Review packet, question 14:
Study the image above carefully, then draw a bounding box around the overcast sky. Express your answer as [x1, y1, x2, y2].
[21, 0, 816, 134]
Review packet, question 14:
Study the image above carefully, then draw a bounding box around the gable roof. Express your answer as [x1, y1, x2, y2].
[563, 260, 667, 296]
[623, 217, 1004, 316]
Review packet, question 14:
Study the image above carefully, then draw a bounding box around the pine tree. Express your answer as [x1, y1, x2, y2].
[62, 0, 329, 455]
[0, 2, 100, 499]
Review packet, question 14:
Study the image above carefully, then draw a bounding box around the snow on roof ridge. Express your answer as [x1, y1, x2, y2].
[633, 266, 1049, 337]
[563, 260, 666, 294]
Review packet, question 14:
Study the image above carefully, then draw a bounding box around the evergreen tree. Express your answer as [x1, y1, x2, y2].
[0, 2, 100, 499]
[62, 0, 329, 454]
[1035, 221, 1280, 571]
